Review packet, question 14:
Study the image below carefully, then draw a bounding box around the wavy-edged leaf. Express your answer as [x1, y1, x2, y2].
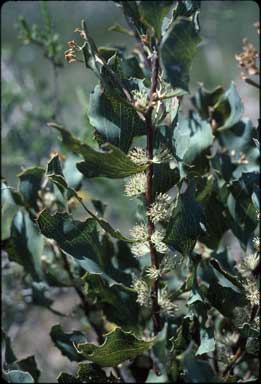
[75, 327, 154, 367]
[3, 210, 44, 281]
[36, 210, 132, 285]
[82, 273, 138, 329]
[50, 324, 86, 362]
[191, 84, 224, 120]
[3, 370, 34, 383]
[49, 123, 147, 178]
[36, 210, 101, 262]
[18, 167, 45, 211]
[89, 84, 146, 153]
[160, 18, 201, 92]
[2, 330, 17, 365]
[173, 112, 214, 171]
[195, 327, 215, 356]
[57, 362, 118, 383]
[165, 184, 205, 255]
[139, 1, 175, 38]
[183, 352, 220, 383]
[1, 181, 23, 239]
[16, 356, 41, 383]
[213, 82, 244, 132]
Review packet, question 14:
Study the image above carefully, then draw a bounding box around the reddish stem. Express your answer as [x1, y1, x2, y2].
[145, 52, 161, 335]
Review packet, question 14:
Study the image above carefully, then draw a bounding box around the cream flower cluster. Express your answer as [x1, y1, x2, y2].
[158, 287, 177, 317]
[132, 278, 151, 307]
[124, 173, 147, 197]
[147, 193, 172, 224]
[128, 147, 148, 166]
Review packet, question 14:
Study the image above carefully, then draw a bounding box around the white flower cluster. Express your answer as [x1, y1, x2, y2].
[132, 278, 151, 307]
[131, 242, 150, 258]
[147, 193, 171, 224]
[146, 254, 180, 280]
[128, 147, 148, 166]
[151, 229, 168, 254]
[237, 253, 259, 277]
[130, 223, 148, 241]
[132, 89, 148, 110]
[124, 173, 147, 197]
[130, 223, 150, 258]
[245, 280, 260, 307]
[158, 287, 176, 317]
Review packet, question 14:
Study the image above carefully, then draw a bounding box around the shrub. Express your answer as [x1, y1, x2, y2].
[2, 1, 260, 383]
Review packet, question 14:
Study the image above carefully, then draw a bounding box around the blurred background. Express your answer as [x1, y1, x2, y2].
[1, 1, 260, 382]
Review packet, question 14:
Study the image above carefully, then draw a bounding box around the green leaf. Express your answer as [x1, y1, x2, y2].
[117, 1, 146, 36]
[3, 210, 44, 281]
[75, 327, 154, 367]
[160, 18, 201, 92]
[89, 85, 146, 153]
[183, 353, 220, 383]
[153, 163, 180, 196]
[217, 118, 259, 178]
[1, 330, 17, 365]
[3, 370, 34, 383]
[195, 327, 215, 356]
[16, 355, 41, 383]
[173, 0, 201, 19]
[165, 184, 205, 255]
[213, 82, 244, 132]
[108, 23, 134, 36]
[82, 273, 139, 329]
[36, 210, 101, 262]
[49, 123, 147, 178]
[50, 324, 86, 362]
[36, 210, 132, 284]
[173, 112, 214, 176]
[46, 154, 133, 242]
[139, 1, 175, 38]
[1, 181, 23, 240]
[18, 167, 45, 211]
[57, 362, 118, 383]
[191, 85, 224, 120]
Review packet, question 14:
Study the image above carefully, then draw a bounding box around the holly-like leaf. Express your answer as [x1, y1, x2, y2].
[3, 370, 34, 383]
[3, 210, 44, 281]
[50, 324, 86, 362]
[36, 210, 101, 262]
[18, 167, 45, 211]
[173, 112, 214, 176]
[49, 123, 147, 178]
[139, 1, 175, 38]
[183, 352, 220, 383]
[165, 184, 205, 255]
[2, 330, 17, 365]
[213, 82, 244, 132]
[195, 327, 215, 356]
[1, 180, 23, 240]
[16, 356, 41, 383]
[82, 273, 139, 329]
[75, 327, 154, 367]
[160, 18, 201, 92]
[191, 85, 224, 120]
[36, 210, 132, 284]
[116, 1, 146, 36]
[57, 362, 118, 383]
[89, 84, 146, 153]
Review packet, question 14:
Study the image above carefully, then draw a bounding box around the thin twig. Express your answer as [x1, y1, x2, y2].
[243, 77, 260, 89]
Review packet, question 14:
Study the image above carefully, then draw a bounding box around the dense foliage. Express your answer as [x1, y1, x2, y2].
[2, 1, 260, 383]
